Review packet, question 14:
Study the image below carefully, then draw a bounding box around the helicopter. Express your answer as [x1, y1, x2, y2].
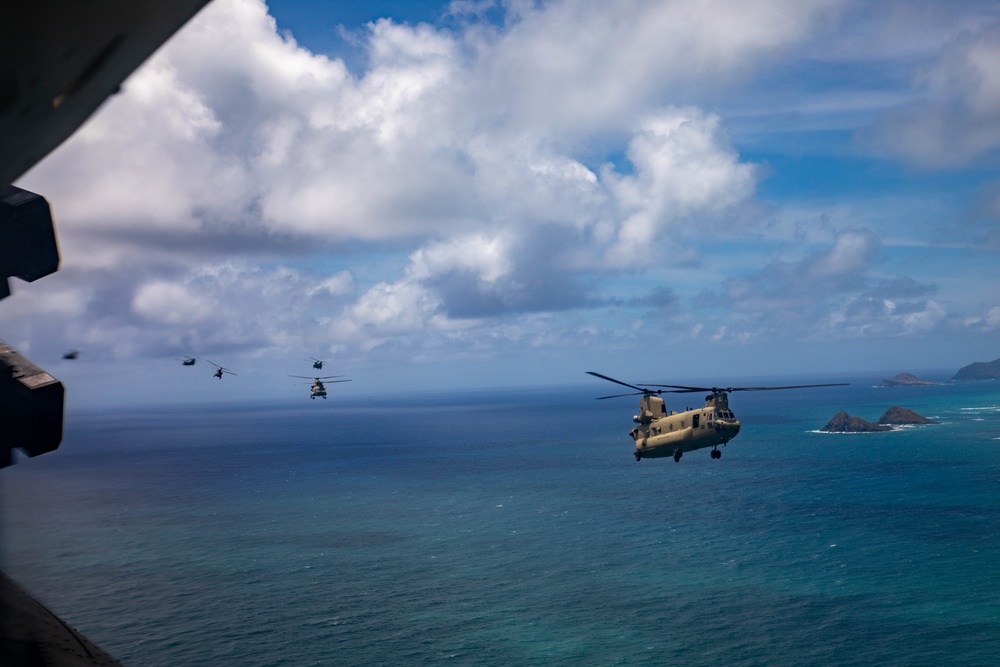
[62, 350, 79, 360]
[587, 371, 847, 462]
[178, 357, 197, 366]
[308, 357, 325, 370]
[206, 360, 236, 379]
[289, 375, 351, 399]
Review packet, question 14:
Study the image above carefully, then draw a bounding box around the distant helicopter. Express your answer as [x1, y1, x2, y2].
[308, 357, 325, 370]
[178, 357, 197, 366]
[207, 360, 236, 379]
[62, 350, 79, 360]
[289, 375, 350, 399]
[587, 371, 847, 462]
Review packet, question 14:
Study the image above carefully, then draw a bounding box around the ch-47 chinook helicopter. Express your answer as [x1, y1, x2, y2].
[289, 375, 351, 399]
[207, 360, 236, 379]
[587, 371, 847, 462]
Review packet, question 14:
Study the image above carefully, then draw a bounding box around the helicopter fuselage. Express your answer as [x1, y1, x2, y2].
[629, 393, 740, 460]
[291, 374, 348, 398]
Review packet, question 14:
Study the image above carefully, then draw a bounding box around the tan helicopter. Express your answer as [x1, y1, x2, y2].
[289, 375, 351, 399]
[587, 371, 847, 462]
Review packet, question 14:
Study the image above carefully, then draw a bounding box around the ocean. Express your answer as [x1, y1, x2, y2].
[2, 374, 999, 666]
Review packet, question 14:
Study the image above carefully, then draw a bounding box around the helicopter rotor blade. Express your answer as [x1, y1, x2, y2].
[643, 382, 850, 393]
[588, 372, 703, 398]
[591, 370, 849, 398]
[586, 372, 648, 394]
[596, 391, 645, 400]
[642, 383, 713, 392]
[727, 383, 849, 392]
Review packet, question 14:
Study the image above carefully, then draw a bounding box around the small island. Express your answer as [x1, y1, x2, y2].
[878, 406, 939, 425]
[879, 372, 935, 387]
[821, 411, 892, 433]
[821, 406, 937, 432]
[951, 358, 1000, 381]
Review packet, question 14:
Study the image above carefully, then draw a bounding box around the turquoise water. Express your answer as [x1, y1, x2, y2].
[2, 375, 999, 665]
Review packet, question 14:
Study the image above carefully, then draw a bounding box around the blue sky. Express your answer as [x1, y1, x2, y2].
[5, 0, 1000, 406]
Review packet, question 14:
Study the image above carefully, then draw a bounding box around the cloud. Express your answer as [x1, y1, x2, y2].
[724, 230, 878, 311]
[628, 286, 677, 308]
[691, 230, 948, 340]
[331, 279, 442, 348]
[5, 0, 999, 383]
[132, 281, 214, 325]
[969, 178, 1000, 247]
[20, 0, 788, 257]
[603, 109, 757, 265]
[36, 0, 801, 254]
[963, 305, 1000, 332]
[463, 0, 841, 136]
[867, 20, 1000, 168]
[829, 296, 947, 337]
[864, 276, 938, 300]
[9, 0, 777, 366]
[804, 229, 877, 280]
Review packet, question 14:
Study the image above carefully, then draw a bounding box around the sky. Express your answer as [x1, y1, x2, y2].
[4, 0, 1000, 406]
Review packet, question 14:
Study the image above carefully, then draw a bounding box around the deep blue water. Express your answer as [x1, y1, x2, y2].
[3, 376, 1000, 666]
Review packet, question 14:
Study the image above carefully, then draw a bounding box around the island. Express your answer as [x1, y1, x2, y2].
[821, 406, 937, 432]
[879, 372, 935, 387]
[951, 358, 1000, 381]
[821, 411, 893, 433]
[877, 406, 939, 425]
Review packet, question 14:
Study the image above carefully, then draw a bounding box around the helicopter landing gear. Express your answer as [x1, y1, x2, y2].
[635, 451, 642, 461]
[711, 448, 722, 459]
[673, 448, 682, 463]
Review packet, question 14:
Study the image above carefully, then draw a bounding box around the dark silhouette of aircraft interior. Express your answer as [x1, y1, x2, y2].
[1, 2, 212, 664]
